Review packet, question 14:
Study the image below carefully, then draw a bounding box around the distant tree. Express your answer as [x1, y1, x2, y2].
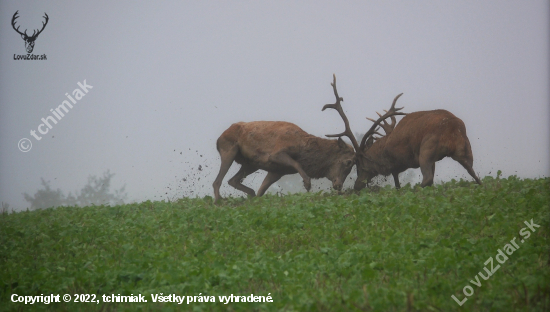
[23, 170, 127, 209]
[22, 178, 65, 210]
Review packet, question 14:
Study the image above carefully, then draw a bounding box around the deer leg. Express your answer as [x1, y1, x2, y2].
[392, 172, 401, 189]
[451, 146, 482, 185]
[456, 159, 482, 185]
[228, 164, 258, 197]
[213, 144, 239, 203]
[268, 152, 311, 191]
[451, 140, 482, 185]
[419, 151, 436, 187]
[419, 163, 435, 187]
[418, 139, 438, 187]
[432, 162, 436, 183]
[257, 172, 284, 196]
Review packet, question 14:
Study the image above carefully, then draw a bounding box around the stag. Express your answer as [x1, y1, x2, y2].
[12, 11, 49, 53]
[213, 86, 356, 202]
[321, 75, 482, 190]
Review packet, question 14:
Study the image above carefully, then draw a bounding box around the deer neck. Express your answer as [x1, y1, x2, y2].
[300, 136, 340, 178]
[364, 136, 394, 176]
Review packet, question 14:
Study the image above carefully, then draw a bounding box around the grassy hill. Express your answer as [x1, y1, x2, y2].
[1, 176, 549, 311]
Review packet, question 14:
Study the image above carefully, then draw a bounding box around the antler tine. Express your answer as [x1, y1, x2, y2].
[383, 111, 397, 128]
[322, 74, 361, 152]
[40, 13, 48, 30]
[390, 93, 405, 112]
[360, 93, 406, 149]
[377, 112, 396, 135]
[388, 115, 396, 126]
[376, 111, 390, 128]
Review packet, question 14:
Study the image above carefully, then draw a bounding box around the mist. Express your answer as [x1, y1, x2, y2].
[0, 1, 548, 211]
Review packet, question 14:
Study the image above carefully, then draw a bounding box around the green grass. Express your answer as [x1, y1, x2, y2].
[1, 176, 549, 311]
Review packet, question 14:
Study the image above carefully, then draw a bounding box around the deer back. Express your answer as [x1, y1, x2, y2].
[220, 121, 355, 179]
[364, 109, 471, 174]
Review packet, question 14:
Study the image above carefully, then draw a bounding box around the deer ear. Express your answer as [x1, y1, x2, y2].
[337, 137, 347, 149]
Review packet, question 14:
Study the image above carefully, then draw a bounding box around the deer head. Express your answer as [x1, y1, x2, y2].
[12, 11, 49, 53]
[355, 93, 405, 190]
[321, 74, 406, 190]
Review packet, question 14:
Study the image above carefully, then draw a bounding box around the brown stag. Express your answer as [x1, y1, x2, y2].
[320, 75, 482, 190]
[357, 107, 483, 189]
[212, 84, 356, 202]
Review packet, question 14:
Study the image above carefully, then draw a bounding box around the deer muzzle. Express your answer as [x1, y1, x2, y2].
[354, 180, 366, 191]
[332, 180, 343, 191]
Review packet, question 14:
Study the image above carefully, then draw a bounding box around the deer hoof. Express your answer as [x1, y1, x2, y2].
[303, 178, 311, 191]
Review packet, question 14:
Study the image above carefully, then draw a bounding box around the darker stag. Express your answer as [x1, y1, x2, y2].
[355, 105, 482, 189]
[212, 98, 356, 202]
[12, 11, 49, 53]
[322, 77, 482, 189]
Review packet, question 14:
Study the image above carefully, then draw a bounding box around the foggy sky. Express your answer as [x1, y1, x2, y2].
[1, 1, 548, 211]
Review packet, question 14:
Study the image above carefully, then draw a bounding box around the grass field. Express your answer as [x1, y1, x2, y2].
[1, 175, 549, 311]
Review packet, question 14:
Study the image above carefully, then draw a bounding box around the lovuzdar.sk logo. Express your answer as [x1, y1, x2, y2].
[12, 10, 48, 60]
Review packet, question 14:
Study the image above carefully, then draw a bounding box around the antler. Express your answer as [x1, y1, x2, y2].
[11, 11, 25, 36]
[371, 127, 385, 141]
[367, 110, 397, 135]
[322, 74, 361, 152]
[32, 13, 49, 38]
[360, 93, 406, 149]
[11, 11, 49, 38]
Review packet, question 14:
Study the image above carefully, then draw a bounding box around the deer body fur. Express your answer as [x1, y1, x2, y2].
[213, 121, 355, 202]
[356, 109, 482, 189]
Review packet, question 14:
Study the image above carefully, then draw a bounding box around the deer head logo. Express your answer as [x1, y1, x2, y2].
[11, 11, 49, 53]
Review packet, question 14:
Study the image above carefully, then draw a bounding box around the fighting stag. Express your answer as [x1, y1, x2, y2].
[213, 117, 356, 203]
[322, 75, 482, 190]
[12, 11, 49, 53]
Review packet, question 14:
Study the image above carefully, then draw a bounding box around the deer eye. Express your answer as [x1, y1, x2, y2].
[345, 160, 352, 167]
